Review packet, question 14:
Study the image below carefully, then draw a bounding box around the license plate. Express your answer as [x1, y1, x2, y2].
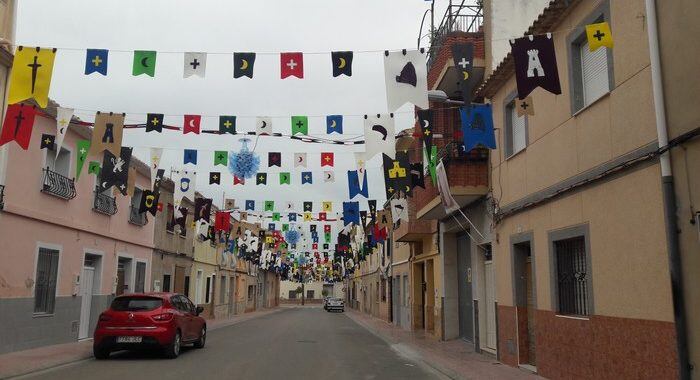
[116, 336, 142, 343]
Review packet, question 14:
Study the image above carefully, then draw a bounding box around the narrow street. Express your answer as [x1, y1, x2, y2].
[20, 307, 443, 380]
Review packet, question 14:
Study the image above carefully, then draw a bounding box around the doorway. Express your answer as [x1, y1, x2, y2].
[457, 234, 474, 341]
[174, 266, 186, 293]
[413, 262, 425, 330]
[484, 259, 497, 351]
[116, 257, 133, 296]
[513, 239, 536, 367]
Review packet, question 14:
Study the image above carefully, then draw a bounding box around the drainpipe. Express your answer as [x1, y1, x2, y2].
[645, 0, 690, 378]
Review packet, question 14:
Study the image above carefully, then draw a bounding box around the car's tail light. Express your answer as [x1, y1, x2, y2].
[152, 312, 173, 322]
[98, 313, 111, 322]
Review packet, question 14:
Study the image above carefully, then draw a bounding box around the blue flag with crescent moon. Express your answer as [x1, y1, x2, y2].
[347, 170, 368, 199]
[460, 104, 496, 151]
[343, 202, 360, 226]
[326, 115, 343, 134]
[245, 200, 255, 211]
[85, 49, 108, 76]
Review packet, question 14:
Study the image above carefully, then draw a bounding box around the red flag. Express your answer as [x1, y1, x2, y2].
[318, 212, 327, 221]
[321, 152, 334, 167]
[183, 114, 201, 134]
[215, 211, 231, 231]
[280, 52, 303, 79]
[324, 224, 331, 233]
[313, 244, 318, 251]
[373, 225, 387, 241]
[0, 104, 37, 150]
[157, 202, 164, 212]
[233, 176, 245, 185]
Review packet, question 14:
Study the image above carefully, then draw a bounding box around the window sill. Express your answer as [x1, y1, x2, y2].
[33, 312, 55, 318]
[555, 314, 590, 321]
[505, 146, 527, 161]
[572, 91, 610, 117]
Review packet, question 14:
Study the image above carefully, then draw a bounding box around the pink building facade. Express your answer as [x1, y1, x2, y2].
[0, 102, 154, 354]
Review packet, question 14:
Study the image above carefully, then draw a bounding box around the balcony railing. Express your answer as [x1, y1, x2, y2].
[93, 188, 117, 216]
[128, 205, 147, 226]
[41, 168, 77, 200]
[425, 1, 483, 68]
[0, 184, 4, 210]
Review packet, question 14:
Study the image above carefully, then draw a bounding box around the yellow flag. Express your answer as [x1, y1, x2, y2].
[8, 46, 57, 108]
[322, 201, 333, 212]
[304, 212, 313, 222]
[585, 22, 613, 51]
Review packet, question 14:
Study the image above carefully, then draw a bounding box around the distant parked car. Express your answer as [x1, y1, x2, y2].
[326, 298, 344, 312]
[323, 296, 331, 310]
[93, 293, 206, 359]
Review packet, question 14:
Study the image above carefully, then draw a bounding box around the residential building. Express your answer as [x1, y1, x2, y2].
[279, 280, 335, 303]
[477, 0, 680, 377]
[348, 235, 391, 322]
[656, 0, 700, 375]
[189, 203, 223, 318]
[233, 219, 263, 313]
[0, 101, 154, 353]
[407, 3, 497, 355]
[389, 235, 412, 330]
[150, 179, 195, 296]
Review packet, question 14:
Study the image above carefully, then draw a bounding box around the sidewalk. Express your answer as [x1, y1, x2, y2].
[345, 309, 543, 380]
[0, 307, 282, 379]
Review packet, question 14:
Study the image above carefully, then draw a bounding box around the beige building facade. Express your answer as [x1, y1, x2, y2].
[478, 0, 682, 377]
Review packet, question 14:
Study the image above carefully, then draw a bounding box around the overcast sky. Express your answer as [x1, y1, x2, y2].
[15, 0, 448, 213]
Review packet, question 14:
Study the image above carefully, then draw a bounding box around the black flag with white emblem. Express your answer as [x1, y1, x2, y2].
[100, 147, 132, 195]
[510, 34, 561, 99]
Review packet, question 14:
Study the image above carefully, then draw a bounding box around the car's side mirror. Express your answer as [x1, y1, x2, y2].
[195, 306, 204, 316]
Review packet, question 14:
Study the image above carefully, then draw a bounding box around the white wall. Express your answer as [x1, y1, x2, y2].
[486, 0, 550, 70]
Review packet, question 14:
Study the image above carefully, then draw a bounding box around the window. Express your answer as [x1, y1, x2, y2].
[162, 274, 171, 292]
[112, 296, 162, 311]
[248, 285, 254, 301]
[554, 236, 589, 316]
[184, 276, 190, 297]
[34, 247, 59, 314]
[579, 41, 609, 107]
[306, 290, 314, 299]
[46, 147, 71, 177]
[289, 290, 297, 299]
[505, 98, 527, 158]
[166, 204, 175, 233]
[220, 276, 226, 304]
[568, 5, 613, 113]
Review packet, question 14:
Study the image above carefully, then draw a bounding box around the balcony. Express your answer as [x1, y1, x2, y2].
[0, 184, 4, 210]
[425, 1, 483, 69]
[414, 147, 489, 221]
[393, 197, 435, 242]
[41, 168, 77, 200]
[93, 188, 117, 216]
[128, 205, 147, 226]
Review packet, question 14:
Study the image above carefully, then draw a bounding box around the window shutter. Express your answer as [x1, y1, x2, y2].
[580, 41, 609, 106]
[510, 105, 527, 154]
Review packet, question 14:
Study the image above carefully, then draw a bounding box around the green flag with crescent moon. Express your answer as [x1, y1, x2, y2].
[88, 161, 101, 176]
[428, 145, 438, 185]
[280, 172, 290, 185]
[75, 139, 91, 180]
[133, 50, 156, 77]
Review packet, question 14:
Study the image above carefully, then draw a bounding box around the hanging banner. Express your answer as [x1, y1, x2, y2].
[363, 113, 396, 160]
[383, 49, 428, 111]
[8, 46, 56, 108]
[54, 107, 74, 157]
[510, 34, 561, 99]
[436, 160, 460, 215]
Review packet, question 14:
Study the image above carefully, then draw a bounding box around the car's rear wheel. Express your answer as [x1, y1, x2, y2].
[164, 330, 181, 359]
[193, 327, 206, 349]
[93, 345, 110, 360]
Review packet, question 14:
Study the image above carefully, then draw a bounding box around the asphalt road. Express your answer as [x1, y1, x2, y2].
[22, 307, 443, 380]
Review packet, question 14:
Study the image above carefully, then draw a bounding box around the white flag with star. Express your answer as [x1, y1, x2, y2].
[184, 52, 207, 78]
[55, 107, 73, 158]
[150, 148, 163, 187]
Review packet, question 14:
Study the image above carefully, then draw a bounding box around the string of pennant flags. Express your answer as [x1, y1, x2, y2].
[0, 21, 615, 274]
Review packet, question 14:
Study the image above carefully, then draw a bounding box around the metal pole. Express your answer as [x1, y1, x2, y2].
[645, 0, 690, 378]
[430, 0, 435, 36]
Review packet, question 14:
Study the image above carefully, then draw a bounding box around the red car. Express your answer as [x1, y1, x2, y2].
[93, 293, 206, 359]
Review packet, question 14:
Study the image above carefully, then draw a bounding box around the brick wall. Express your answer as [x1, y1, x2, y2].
[428, 32, 485, 90]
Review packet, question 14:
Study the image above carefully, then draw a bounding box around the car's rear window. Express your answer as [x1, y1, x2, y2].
[110, 296, 163, 311]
